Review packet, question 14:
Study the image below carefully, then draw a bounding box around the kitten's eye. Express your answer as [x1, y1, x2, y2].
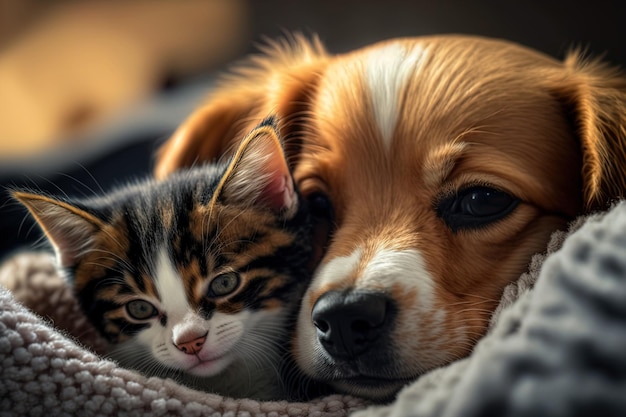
[126, 300, 157, 320]
[208, 272, 240, 297]
[436, 186, 520, 232]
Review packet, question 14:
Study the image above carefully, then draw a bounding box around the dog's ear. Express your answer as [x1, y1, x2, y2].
[154, 35, 327, 180]
[154, 87, 264, 180]
[553, 53, 626, 211]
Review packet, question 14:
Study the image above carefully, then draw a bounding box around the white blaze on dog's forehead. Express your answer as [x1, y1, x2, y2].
[361, 248, 435, 310]
[155, 248, 190, 319]
[311, 248, 363, 290]
[365, 43, 427, 148]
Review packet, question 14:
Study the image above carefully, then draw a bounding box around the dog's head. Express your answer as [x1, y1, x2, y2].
[155, 35, 626, 400]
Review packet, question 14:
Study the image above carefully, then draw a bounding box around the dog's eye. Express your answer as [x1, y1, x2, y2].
[308, 192, 334, 221]
[306, 192, 335, 268]
[436, 186, 519, 231]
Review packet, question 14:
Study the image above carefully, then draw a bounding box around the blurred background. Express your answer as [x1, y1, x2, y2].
[1, 0, 624, 258]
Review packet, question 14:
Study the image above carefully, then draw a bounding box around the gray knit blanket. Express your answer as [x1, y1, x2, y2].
[2, 202, 626, 416]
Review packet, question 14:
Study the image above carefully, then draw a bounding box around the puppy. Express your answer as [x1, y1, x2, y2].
[155, 35, 626, 400]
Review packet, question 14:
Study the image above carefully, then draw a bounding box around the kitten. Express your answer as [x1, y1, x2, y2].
[13, 118, 318, 400]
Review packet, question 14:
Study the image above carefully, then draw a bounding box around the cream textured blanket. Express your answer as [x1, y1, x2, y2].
[2, 203, 625, 416]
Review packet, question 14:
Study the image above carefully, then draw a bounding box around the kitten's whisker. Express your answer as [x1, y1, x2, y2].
[215, 322, 235, 330]
[16, 212, 35, 240]
[34, 174, 71, 200]
[206, 209, 249, 256]
[74, 162, 106, 194]
[83, 261, 125, 274]
[57, 172, 100, 199]
[82, 247, 134, 271]
[89, 243, 135, 271]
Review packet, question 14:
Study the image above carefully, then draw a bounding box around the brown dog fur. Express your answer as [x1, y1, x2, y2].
[155, 34, 626, 399]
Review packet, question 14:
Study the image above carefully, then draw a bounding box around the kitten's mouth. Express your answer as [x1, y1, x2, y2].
[186, 353, 231, 375]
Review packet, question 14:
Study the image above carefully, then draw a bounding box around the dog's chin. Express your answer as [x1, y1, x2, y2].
[307, 355, 415, 401]
[332, 377, 409, 402]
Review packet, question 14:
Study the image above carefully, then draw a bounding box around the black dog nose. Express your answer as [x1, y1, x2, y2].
[311, 290, 391, 358]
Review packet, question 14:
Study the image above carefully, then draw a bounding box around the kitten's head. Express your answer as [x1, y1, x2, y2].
[14, 118, 317, 386]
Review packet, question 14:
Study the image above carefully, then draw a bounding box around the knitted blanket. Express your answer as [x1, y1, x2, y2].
[2, 202, 625, 416]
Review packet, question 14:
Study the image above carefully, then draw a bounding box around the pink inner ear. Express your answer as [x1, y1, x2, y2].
[262, 171, 295, 212]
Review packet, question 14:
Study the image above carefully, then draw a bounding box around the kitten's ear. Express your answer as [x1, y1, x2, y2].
[212, 117, 297, 216]
[12, 191, 104, 268]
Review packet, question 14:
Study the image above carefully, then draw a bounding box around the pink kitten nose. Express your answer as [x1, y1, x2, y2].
[175, 334, 207, 355]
